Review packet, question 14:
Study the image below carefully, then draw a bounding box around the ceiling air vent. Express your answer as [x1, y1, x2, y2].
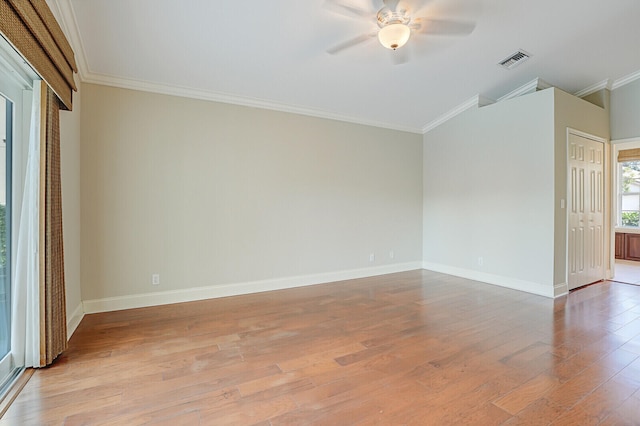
[498, 50, 531, 70]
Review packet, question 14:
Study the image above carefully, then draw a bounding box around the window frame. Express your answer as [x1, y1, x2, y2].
[0, 34, 37, 392]
[614, 139, 640, 231]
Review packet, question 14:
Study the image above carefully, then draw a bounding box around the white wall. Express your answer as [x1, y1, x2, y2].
[80, 84, 423, 311]
[611, 78, 640, 140]
[423, 89, 556, 296]
[59, 84, 83, 335]
[422, 88, 610, 297]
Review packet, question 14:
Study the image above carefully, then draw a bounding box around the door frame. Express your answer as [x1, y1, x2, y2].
[565, 128, 610, 291]
[610, 137, 640, 280]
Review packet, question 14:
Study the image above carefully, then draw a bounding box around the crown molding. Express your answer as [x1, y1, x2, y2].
[476, 95, 495, 107]
[50, 0, 89, 80]
[50, 0, 422, 134]
[574, 69, 640, 97]
[612, 69, 640, 90]
[421, 78, 557, 134]
[574, 79, 612, 98]
[51, 0, 640, 137]
[421, 94, 494, 134]
[497, 78, 552, 102]
[83, 71, 423, 134]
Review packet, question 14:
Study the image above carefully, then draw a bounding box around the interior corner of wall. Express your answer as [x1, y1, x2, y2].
[66, 301, 85, 339]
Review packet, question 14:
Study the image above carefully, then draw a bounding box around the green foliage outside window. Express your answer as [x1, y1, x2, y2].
[621, 161, 640, 227]
[622, 161, 640, 192]
[0, 204, 5, 268]
[622, 211, 640, 227]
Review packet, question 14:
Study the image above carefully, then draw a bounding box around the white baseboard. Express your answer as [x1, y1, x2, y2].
[554, 282, 569, 297]
[82, 262, 423, 314]
[422, 261, 555, 298]
[66, 302, 85, 339]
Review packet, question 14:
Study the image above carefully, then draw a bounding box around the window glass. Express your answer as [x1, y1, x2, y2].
[620, 161, 640, 227]
[0, 95, 9, 359]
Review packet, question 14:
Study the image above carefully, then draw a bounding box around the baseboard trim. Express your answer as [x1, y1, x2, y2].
[82, 262, 423, 314]
[554, 282, 569, 297]
[66, 303, 85, 339]
[422, 261, 554, 298]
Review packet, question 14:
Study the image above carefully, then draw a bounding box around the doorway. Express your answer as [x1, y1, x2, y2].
[611, 139, 640, 285]
[611, 260, 640, 285]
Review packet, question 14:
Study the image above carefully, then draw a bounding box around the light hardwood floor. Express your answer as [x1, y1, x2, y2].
[612, 260, 640, 286]
[1, 270, 640, 425]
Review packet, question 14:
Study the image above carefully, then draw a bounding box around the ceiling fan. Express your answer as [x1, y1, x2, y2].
[325, 0, 477, 60]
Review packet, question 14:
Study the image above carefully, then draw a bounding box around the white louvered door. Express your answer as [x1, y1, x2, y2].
[568, 133, 604, 290]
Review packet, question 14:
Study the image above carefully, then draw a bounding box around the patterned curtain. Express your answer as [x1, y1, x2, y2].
[40, 86, 67, 366]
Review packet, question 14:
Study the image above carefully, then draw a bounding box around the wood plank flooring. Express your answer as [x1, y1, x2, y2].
[2, 270, 640, 425]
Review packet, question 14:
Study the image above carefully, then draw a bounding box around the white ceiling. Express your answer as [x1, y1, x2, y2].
[51, 0, 640, 133]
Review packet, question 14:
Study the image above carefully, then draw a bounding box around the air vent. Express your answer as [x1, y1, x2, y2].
[498, 50, 531, 70]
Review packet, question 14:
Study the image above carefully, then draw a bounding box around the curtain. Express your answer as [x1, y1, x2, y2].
[2, 0, 74, 368]
[10, 82, 67, 368]
[11, 81, 42, 368]
[41, 85, 66, 366]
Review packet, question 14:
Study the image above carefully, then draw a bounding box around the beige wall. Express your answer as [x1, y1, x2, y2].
[60, 84, 83, 331]
[74, 78, 620, 310]
[80, 84, 423, 303]
[553, 89, 610, 292]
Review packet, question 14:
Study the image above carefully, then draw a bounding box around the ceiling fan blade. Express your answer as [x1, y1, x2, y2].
[412, 18, 476, 36]
[327, 33, 377, 54]
[323, 0, 372, 18]
[397, 0, 434, 15]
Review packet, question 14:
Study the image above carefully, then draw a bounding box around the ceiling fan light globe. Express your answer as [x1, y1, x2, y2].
[378, 23, 410, 50]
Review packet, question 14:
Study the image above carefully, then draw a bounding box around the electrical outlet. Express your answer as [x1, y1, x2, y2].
[477, 257, 483, 267]
[389, 250, 395, 259]
[152, 274, 160, 285]
[369, 253, 375, 262]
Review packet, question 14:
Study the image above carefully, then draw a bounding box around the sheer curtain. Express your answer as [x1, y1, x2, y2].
[10, 81, 42, 368]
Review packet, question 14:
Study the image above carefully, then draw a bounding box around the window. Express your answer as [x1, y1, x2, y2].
[620, 160, 640, 227]
[0, 94, 10, 370]
[0, 34, 36, 392]
[0, 67, 21, 393]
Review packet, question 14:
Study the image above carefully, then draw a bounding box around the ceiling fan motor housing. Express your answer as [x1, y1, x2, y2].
[377, 6, 411, 50]
[377, 6, 410, 28]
